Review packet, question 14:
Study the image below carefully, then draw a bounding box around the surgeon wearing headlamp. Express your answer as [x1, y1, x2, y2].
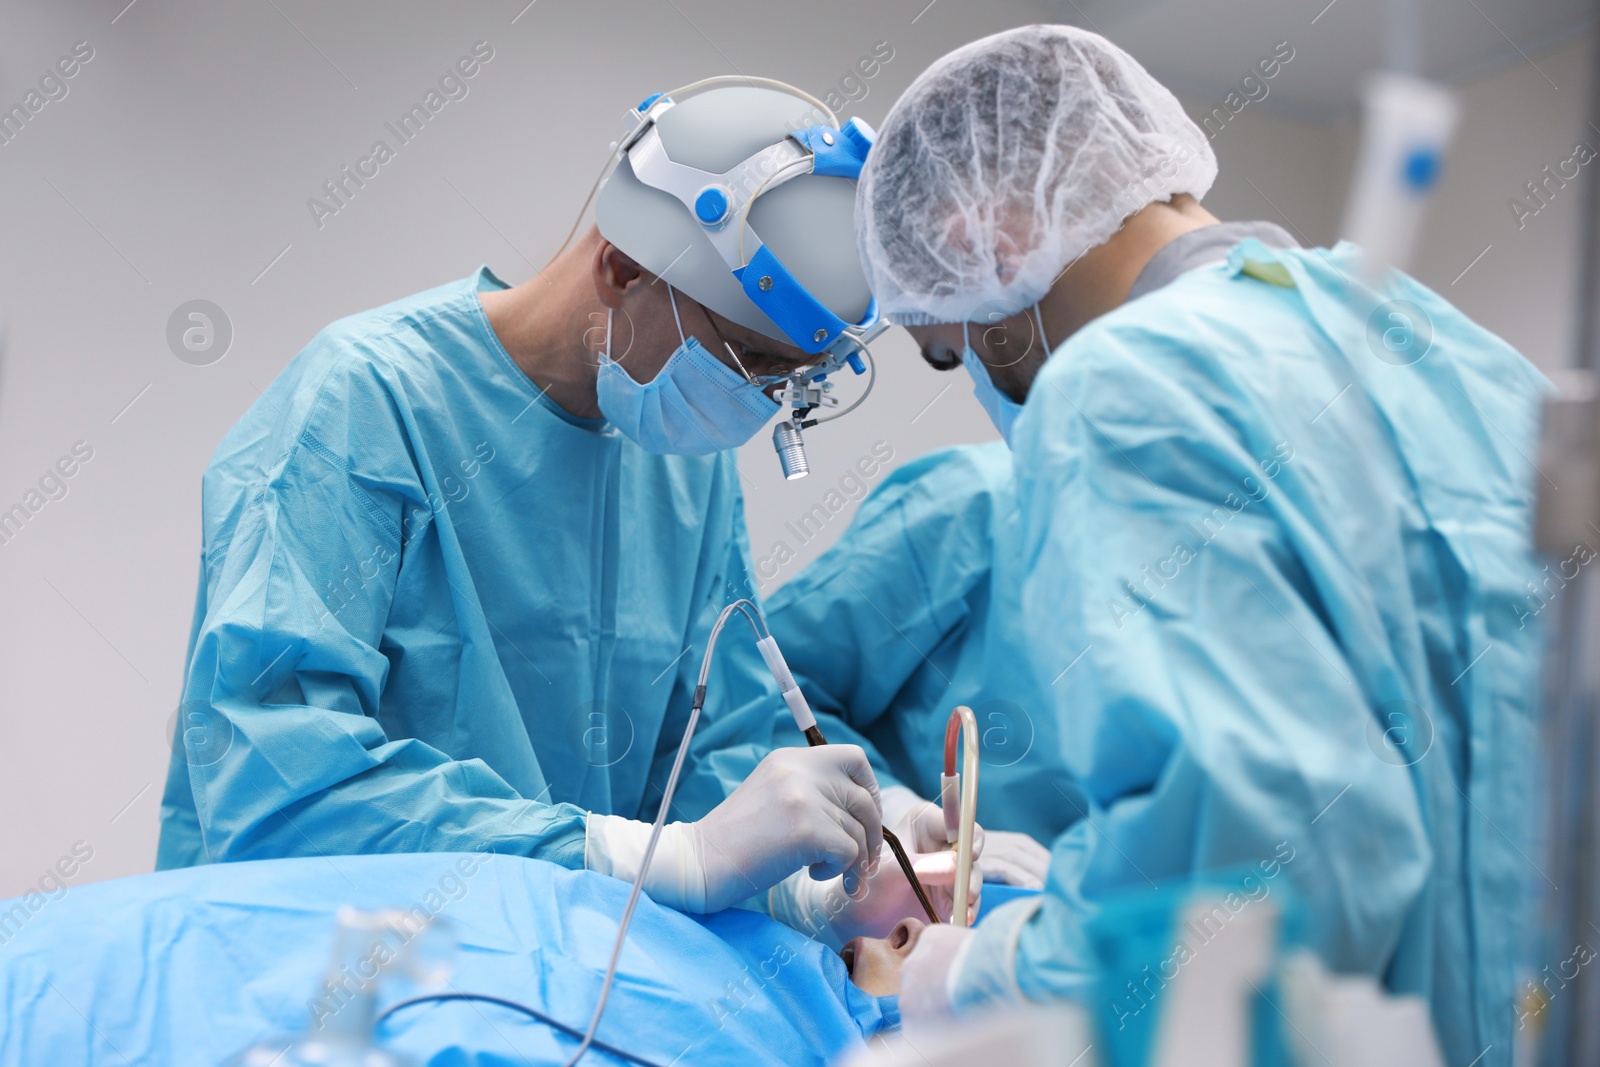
[156, 77, 970, 946]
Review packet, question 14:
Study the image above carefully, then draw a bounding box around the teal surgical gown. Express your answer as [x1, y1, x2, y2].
[956, 239, 1546, 1067]
[683, 443, 1086, 846]
[157, 268, 770, 870]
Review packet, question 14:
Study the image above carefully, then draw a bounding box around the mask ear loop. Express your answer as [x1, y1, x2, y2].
[962, 321, 996, 376]
[1032, 303, 1051, 356]
[603, 308, 614, 363]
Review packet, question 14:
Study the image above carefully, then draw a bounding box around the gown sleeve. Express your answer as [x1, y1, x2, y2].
[175, 362, 590, 866]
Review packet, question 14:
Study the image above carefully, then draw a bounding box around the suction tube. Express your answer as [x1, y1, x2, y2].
[943, 706, 980, 928]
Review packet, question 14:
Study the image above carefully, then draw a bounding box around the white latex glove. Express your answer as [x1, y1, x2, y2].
[888, 786, 1049, 889]
[981, 830, 1052, 889]
[880, 789, 984, 928]
[769, 788, 982, 948]
[883, 786, 962, 853]
[586, 744, 883, 914]
[900, 921, 975, 1033]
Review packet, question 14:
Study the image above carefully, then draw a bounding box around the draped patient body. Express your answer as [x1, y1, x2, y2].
[0, 852, 911, 1067]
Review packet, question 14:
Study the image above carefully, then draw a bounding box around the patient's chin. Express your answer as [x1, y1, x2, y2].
[842, 936, 904, 997]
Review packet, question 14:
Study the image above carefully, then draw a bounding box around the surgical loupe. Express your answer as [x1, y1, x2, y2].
[767, 340, 878, 480]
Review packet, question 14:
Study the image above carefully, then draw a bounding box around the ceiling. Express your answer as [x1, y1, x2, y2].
[1049, 0, 1595, 121]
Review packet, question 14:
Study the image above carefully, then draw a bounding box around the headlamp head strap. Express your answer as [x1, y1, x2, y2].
[622, 92, 882, 360]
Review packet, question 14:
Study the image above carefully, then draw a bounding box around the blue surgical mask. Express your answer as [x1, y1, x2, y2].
[595, 285, 780, 455]
[962, 305, 1050, 446]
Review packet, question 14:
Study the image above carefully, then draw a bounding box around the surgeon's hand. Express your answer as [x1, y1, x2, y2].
[886, 787, 1050, 889]
[887, 789, 964, 854]
[981, 830, 1052, 889]
[586, 744, 885, 915]
[695, 744, 885, 909]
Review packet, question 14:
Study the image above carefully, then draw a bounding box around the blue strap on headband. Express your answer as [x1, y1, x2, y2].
[625, 93, 879, 356]
[733, 119, 877, 353]
[734, 245, 849, 355]
[789, 119, 874, 180]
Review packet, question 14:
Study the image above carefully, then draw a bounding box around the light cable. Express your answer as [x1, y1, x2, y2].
[562, 599, 764, 1067]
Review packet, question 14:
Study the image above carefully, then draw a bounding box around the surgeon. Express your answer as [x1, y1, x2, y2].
[855, 26, 1546, 1066]
[156, 77, 969, 945]
[685, 443, 1074, 896]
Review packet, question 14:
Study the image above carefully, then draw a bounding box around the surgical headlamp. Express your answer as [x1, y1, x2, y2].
[619, 87, 887, 479]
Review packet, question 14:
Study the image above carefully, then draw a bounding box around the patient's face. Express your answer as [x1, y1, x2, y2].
[841, 917, 924, 996]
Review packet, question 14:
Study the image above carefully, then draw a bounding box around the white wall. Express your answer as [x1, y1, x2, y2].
[1184, 99, 1350, 249]
[0, 1, 1589, 897]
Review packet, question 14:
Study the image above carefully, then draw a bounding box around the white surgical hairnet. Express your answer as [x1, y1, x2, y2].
[855, 24, 1218, 325]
